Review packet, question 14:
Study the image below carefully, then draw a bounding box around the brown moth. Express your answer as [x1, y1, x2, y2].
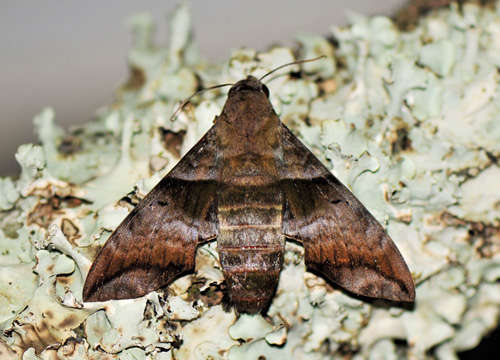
[83, 63, 415, 313]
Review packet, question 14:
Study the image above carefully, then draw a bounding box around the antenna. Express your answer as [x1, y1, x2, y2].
[259, 55, 326, 82]
[170, 55, 326, 122]
[170, 83, 232, 122]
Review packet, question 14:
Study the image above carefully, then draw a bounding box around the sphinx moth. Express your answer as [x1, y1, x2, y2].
[83, 70, 415, 313]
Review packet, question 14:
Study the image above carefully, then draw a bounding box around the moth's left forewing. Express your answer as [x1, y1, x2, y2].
[278, 124, 415, 302]
[82, 127, 219, 302]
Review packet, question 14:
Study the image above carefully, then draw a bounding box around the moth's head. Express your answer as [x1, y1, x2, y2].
[170, 56, 325, 122]
[228, 76, 270, 98]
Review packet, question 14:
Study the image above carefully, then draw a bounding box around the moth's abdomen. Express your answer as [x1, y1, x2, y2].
[219, 241, 283, 313]
[218, 184, 284, 313]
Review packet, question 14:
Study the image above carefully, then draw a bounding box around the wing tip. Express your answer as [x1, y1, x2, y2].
[382, 284, 416, 302]
[82, 283, 147, 303]
[307, 265, 416, 303]
[361, 272, 416, 303]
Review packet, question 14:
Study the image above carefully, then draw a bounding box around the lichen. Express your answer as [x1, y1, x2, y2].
[1, 2, 500, 359]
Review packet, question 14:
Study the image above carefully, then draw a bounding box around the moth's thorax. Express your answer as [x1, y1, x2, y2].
[216, 77, 281, 186]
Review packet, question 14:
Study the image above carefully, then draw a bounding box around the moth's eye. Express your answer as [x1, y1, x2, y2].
[262, 84, 270, 98]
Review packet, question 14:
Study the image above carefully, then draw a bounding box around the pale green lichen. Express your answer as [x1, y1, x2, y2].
[1, 2, 500, 359]
[0, 178, 20, 211]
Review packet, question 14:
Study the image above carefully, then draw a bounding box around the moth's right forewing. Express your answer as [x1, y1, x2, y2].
[278, 124, 415, 302]
[83, 126, 220, 302]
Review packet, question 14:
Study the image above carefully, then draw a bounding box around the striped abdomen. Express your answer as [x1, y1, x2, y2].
[217, 183, 284, 313]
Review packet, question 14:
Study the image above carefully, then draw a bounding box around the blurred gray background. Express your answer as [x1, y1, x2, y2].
[0, 0, 406, 176]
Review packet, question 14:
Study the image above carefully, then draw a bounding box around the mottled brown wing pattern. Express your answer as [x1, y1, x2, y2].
[279, 124, 415, 301]
[82, 126, 219, 302]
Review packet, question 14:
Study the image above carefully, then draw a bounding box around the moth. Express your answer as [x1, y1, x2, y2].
[83, 60, 415, 313]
